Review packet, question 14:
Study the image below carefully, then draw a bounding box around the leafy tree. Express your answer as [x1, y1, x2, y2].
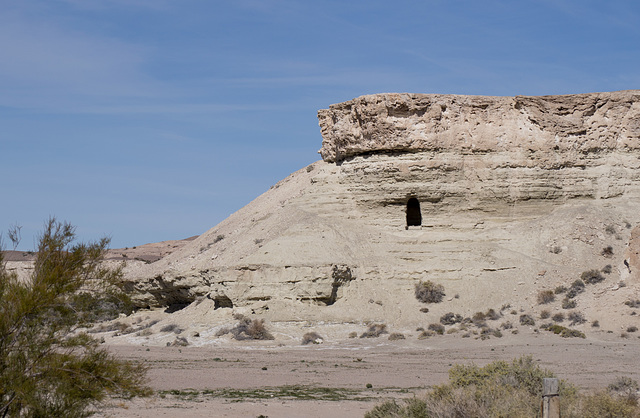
[0, 219, 150, 417]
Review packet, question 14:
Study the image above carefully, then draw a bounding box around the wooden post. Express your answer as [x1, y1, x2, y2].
[542, 378, 560, 418]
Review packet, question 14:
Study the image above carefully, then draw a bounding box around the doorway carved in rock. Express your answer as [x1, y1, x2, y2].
[406, 197, 422, 228]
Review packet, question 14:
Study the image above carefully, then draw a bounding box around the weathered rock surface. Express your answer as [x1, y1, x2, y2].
[122, 91, 640, 333]
[318, 91, 640, 163]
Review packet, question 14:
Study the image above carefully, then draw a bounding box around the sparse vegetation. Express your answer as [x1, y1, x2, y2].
[440, 312, 463, 325]
[624, 300, 640, 308]
[519, 314, 535, 326]
[428, 323, 445, 335]
[608, 376, 639, 402]
[360, 324, 388, 338]
[500, 321, 513, 330]
[627, 326, 638, 333]
[582, 269, 605, 284]
[216, 315, 275, 340]
[537, 289, 555, 304]
[554, 285, 567, 294]
[540, 309, 551, 319]
[388, 333, 405, 341]
[552, 312, 565, 323]
[302, 332, 324, 345]
[601, 245, 614, 257]
[363, 356, 638, 418]
[214, 234, 225, 243]
[160, 323, 183, 334]
[562, 298, 577, 309]
[605, 224, 618, 235]
[541, 324, 586, 338]
[414, 280, 445, 304]
[591, 320, 600, 327]
[568, 311, 586, 326]
[602, 264, 613, 274]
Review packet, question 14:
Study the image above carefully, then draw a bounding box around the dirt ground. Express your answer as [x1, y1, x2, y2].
[98, 332, 640, 418]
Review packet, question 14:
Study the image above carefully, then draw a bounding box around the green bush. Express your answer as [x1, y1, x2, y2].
[0, 219, 150, 417]
[366, 357, 640, 418]
[414, 280, 445, 304]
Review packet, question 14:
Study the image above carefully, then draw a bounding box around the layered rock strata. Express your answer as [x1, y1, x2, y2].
[123, 91, 640, 328]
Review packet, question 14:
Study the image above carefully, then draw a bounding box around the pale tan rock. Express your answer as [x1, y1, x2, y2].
[318, 91, 640, 163]
[120, 91, 640, 337]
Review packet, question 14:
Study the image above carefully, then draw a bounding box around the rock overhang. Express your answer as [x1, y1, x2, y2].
[317, 91, 640, 163]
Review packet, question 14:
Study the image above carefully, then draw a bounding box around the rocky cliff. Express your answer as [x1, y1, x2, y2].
[122, 91, 640, 333]
[318, 91, 640, 163]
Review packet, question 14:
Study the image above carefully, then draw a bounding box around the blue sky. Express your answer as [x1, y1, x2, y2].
[1, 0, 638, 250]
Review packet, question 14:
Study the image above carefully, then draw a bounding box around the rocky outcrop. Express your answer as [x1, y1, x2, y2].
[318, 91, 640, 163]
[123, 91, 640, 330]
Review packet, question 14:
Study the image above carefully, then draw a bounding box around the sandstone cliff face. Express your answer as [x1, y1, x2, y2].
[123, 91, 640, 332]
[318, 91, 640, 163]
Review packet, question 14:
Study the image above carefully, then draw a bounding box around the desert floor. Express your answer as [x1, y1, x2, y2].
[98, 331, 640, 418]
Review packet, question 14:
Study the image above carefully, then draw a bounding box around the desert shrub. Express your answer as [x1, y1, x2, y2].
[428, 323, 445, 335]
[541, 323, 586, 338]
[136, 328, 153, 337]
[360, 324, 388, 338]
[608, 376, 639, 402]
[540, 309, 551, 319]
[301, 332, 323, 345]
[500, 321, 513, 330]
[213, 234, 225, 243]
[550, 245, 562, 254]
[223, 317, 274, 340]
[538, 290, 556, 304]
[364, 400, 402, 418]
[414, 280, 445, 304]
[591, 320, 600, 327]
[419, 307, 429, 313]
[563, 298, 577, 309]
[552, 312, 565, 323]
[70, 291, 134, 324]
[366, 357, 560, 417]
[472, 311, 486, 322]
[519, 314, 535, 326]
[485, 308, 501, 320]
[348, 331, 358, 338]
[0, 219, 150, 417]
[168, 336, 189, 347]
[601, 246, 614, 257]
[602, 264, 613, 274]
[555, 285, 568, 294]
[627, 326, 638, 333]
[605, 224, 617, 235]
[440, 312, 463, 325]
[418, 330, 435, 339]
[582, 269, 605, 284]
[567, 311, 586, 326]
[388, 333, 405, 341]
[160, 324, 183, 334]
[573, 391, 639, 417]
[625, 300, 640, 308]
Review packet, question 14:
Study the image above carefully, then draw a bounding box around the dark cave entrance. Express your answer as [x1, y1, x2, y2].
[406, 197, 422, 228]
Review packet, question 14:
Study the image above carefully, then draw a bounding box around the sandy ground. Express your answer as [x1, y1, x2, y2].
[98, 332, 640, 418]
